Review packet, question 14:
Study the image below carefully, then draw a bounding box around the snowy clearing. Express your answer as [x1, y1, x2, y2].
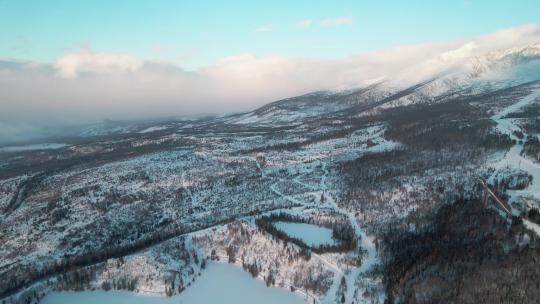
[138, 126, 168, 134]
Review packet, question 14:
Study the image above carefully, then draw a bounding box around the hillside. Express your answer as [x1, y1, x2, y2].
[1, 42, 540, 304]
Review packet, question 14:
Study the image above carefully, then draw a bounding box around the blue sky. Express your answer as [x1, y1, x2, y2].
[1, 0, 540, 69]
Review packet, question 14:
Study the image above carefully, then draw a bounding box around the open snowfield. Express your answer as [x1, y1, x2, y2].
[40, 262, 306, 304]
[274, 222, 336, 247]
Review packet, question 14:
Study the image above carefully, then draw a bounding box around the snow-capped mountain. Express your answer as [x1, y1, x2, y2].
[225, 42, 540, 127]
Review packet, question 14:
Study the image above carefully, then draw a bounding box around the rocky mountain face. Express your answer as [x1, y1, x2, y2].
[1, 42, 540, 304]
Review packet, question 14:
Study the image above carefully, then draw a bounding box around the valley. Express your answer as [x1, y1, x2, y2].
[1, 42, 540, 304]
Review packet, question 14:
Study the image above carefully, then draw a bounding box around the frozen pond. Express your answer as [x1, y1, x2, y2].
[40, 262, 305, 304]
[274, 221, 336, 247]
[0, 143, 67, 153]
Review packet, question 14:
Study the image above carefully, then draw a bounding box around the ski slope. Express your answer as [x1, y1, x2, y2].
[490, 85, 540, 236]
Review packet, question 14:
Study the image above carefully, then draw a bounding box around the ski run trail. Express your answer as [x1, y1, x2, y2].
[490, 85, 540, 237]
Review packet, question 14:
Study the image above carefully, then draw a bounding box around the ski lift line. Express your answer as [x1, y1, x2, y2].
[478, 179, 513, 215]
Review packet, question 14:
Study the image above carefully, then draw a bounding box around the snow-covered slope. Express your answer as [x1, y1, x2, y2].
[226, 84, 393, 126]
[225, 42, 540, 127]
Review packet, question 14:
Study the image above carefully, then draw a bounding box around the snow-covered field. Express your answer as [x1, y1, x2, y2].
[274, 222, 336, 247]
[40, 262, 305, 304]
[138, 126, 168, 134]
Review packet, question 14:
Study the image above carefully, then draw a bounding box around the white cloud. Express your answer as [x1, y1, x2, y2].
[320, 17, 353, 27]
[297, 19, 313, 28]
[255, 25, 273, 33]
[54, 51, 143, 78]
[1, 24, 540, 139]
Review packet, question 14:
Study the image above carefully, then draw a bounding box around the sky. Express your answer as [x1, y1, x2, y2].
[1, 1, 540, 141]
[2, 0, 540, 69]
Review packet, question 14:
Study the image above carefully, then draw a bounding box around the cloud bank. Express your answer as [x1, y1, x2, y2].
[1, 24, 540, 141]
[55, 52, 143, 78]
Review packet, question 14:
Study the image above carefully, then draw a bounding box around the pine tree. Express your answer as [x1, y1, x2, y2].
[201, 258, 206, 269]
